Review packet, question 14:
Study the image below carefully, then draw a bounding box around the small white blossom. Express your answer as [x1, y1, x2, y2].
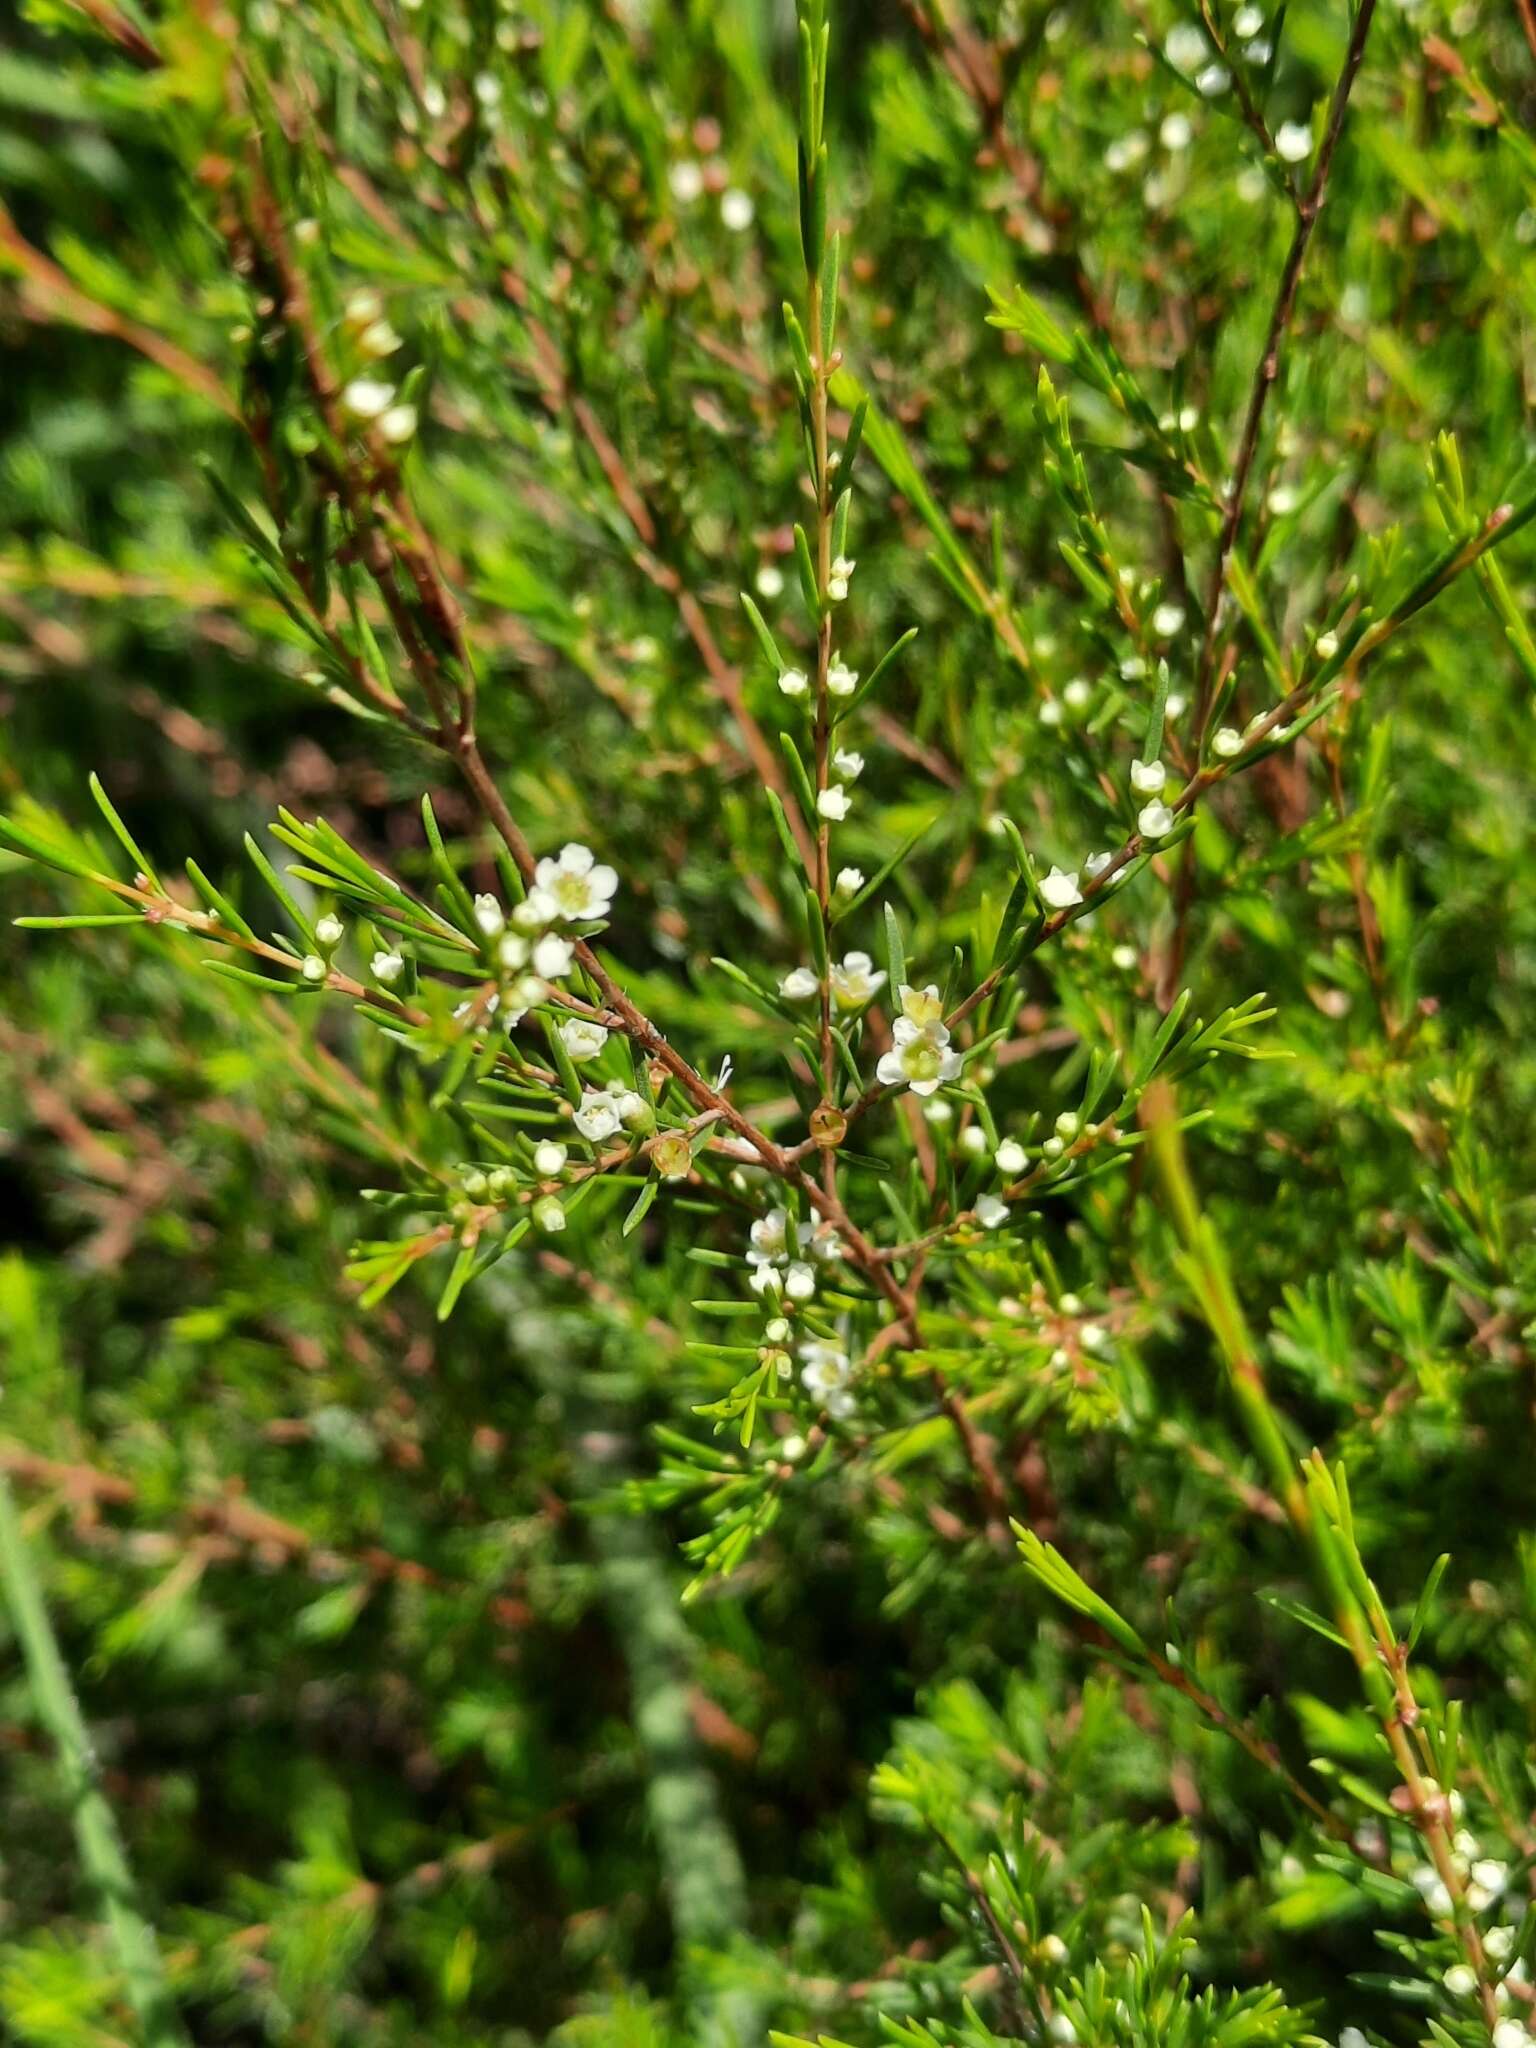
[1212, 725, 1243, 758]
[995, 1138, 1027, 1175]
[1063, 676, 1093, 712]
[1152, 603, 1186, 637]
[1112, 943, 1139, 971]
[359, 318, 402, 359]
[827, 656, 858, 697]
[784, 1260, 817, 1301]
[532, 1194, 566, 1233]
[1268, 482, 1301, 515]
[780, 967, 820, 1001]
[748, 1208, 791, 1267]
[1165, 22, 1208, 71]
[832, 747, 864, 780]
[1040, 866, 1083, 910]
[1338, 2032, 1369, 2048]
[315, 913, 345, 948]
[558, 1018, 608, 1062]
[532, 933, 575, 980]
[1487, 1928, 1517, 1961]
[1138, 801, 1175, 838]
[801, 1341, 853, 1413]
[341, 377, 395, 420]
[371, 949, 404, 985]
[533, 1140, 568, 1177]
[1042, 1136, 1064, 1159]
[898, 983, 944, 1031]
[756, 563, 785, 599]
[818, 785, 851, 821]
[379, 404, 418, 445]
[533, 842, 618, 923]
[668, 159, 704, 203]
[1161, 112, 1193, 150]
[827, 554, 856, 602]
[835, 866, 865, 895]
[497, 932, 530, 972]
[300, 953, 327, 983]
[959, 1124, 988, 1157]
[1472, 1859, 1509, 1896]
[474, 892, 505, 937]
[1315, 630, 1339, 660]
[778, 666, 809, 698]
[1444, 1966, 1479, 1999]
[1233, 3, 1264, 31]
[1165, 691, 1187, 720]
[830, 951, 886, 1010]
[1105, 130, 1149, 173]
[1197, 62, 1231, 96]
[1276, 119, 1313, 163]
[474, 71, 502, 107]
[720, 187, 754, 231]
[1130, 759, 1167, 795]
[877, 1020, 961, 1097]
[976, 1193, 1009, 1229]
[1084, 850, 1113, 879]
[1492, 2024, 1529, 2048]
[574, 1090, 623, 1142]
[1039, 697, 1063, 727]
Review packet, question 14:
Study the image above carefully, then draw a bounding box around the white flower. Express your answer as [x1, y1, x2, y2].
[1084, 850, 1113, 879]
[801, 1341, 852, 1401]
[558, 1018, 608, 1062]
[1105, 130, 1149, 172]
[496, 932, 529, 972]
[1275, 119, 1312, 163]
[1444, 1966, 1479, 1999]
[1492, 2024, 1529, 2048]
[668, 159, 704, 204]
[504, 975, 545, 1024]
[960, 1124, 988, 1156]
[533, 1140, 568, 1177]
[359, 318, 402, 359]
[1472, 1859, 1509, 1896]
[832, 747, 864, 780]
[1165, 692, 1186, 720]
[341, 377, 394, 420]
[1315, 630, 1339, 660]
[371, 949, 404, 985]
[827, 555, 855, 602]
[1055, 1111, 1080, 1139]
[1040, 866, 1083, 910]
[300, 953, 327, 983]
[1152, 603, 1185, 637]
[532, 1194, 566, 1233]
[533, 842, 618, 923]
[1042, 1136, 1064, 1159]
[818, 785, 851, 821]
[778, 666, 809, 698]
[748, 1208, 792, 1266]
[756, 562, 785, 599]
[1063, 677, 1092, 712]
[1268, 482, 1301, 515]
[612, 1089, 647, 1126]
[1138, 801, 1175, 838]
[532, 933, 575, 980]
[891, 985, 938, 1033]
[826, 657, 858, 697]
[721, 187, 755, 231]
[995, 1138, 1027, 1175]
[1130, 759, 1167, 795]
[315, 913, 345, 948]
[877, 1020, 962, 1097]
[1338, 2032, 1369, 2048]
[512, 891, 554, 930]
[780, 966, 820, 1001]
[1212, 726, 1243, 758]
[474, 71, 502, 107]
[830, 951, 886, 1010]
[1039, 697, 1063, 727]
[1197, 63, 1231, 96]
[574, 1089, 623, 1141]
[1233, 2, 1264, 31]
[784, 1261, 817, 1301]
[1160, 112, 1192, 150]
[976, 1193, 1009, 1229]
[835, 866, 865, 895]
[1165, 22, 1208, 72]
[379, 404, 418, 445]
[1112, 943, 1139, 971]
[749, 1263, 784, 1295]
[474, 892, 505, 937]
[1487, 1927, 1517, 1961]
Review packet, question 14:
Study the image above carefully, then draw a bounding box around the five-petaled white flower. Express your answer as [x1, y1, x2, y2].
[800, 1341, 855, 1418]
[877, 1019, 962, 1097]
[747, 1208, 792, 1271]
[780, 967, 820, 1001]
[832, 747, 864, 780]
[835, 866, 865, 895]
[818, 786, 851, 821]
[558, 1018, 608, 1062]
[826, 656, 858, 697]
[830, 951, 886, 1011]
[1138, 801, 1175, 838]
[1040, 866, 1083, 910]
[574, 1089, 623, 1141]
[532, 843, 618, 923]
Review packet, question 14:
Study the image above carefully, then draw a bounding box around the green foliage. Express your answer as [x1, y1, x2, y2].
[2, 0, 1535, 2042]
